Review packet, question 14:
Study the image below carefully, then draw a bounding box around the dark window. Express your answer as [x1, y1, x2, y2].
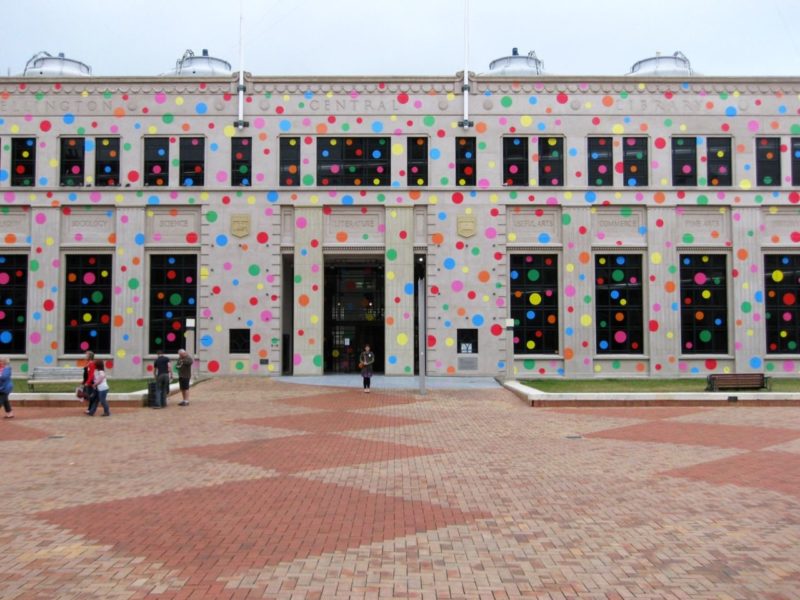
[60, 137, 85, 186]
[407, 136, 428, 186]
[11, 138, 36, 187]
[95, 137, 120, 187]
[149, 254, 197, 353]
[510, 254, 559, 354]
[587, 137, 613, 186]
[317, 137, 390, 186]
[764, 254, 800, 354]
[756, 137, 781, 186]
[672, 137, 697, 186]
[455, 137, 476, 186]
[64, 254, 112, 354]
[144, 137, 169, 186]
[229, 328, 251, 354]
[792, 138, 800, 186]
[595, 254, 644, 354]
[623, 137, 648, 186]
[538, 137, 563, 186]
[457, 329, 478, 354]
[679, 254, 728, 354]
[0, 254, 28, 354]
[503, 136, 528, 186]
[180, 137, 205, 187]
[231, 137, 252, 187]
[279, 137, 300, 186]
[706, 137, 732, 187]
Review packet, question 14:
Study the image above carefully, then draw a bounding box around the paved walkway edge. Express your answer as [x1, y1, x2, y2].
[503, 380, 800, 407]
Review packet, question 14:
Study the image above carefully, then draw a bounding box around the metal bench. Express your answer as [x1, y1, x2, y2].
[705, 373, 770, 392]
[27, 366, 85, 391]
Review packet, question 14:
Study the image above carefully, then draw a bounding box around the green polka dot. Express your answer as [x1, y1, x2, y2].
[696, 194, 709, 205]
[386, 249, 398, 261]
[612, 360, 621, 369]
[313, 355, 323, 367]
[741, 301, 752, 313]
[620, 207, 633, 217]
[162, 113, 174, 124]
[527, 269, 540, 282]
[562, 214, 572, 225]
[206, 211, 218, 223]
[620, 91, 629, 99]
[478, 141, 487, 150]
[583, 295, 592, 304]
[91, 291, 104, 303]
[123, 142, 132, 151]
[302, 174, 315, 185]
[664, 118, 673, 127]
[35, 91, 45, 101]
[77, 127, 86, 135]
[248, 264, 260, 276]
[611, 269, 624, 282]
[766, 362, 775, 372]
[423, 115, 435, 127]
[403, 365, 412, 373]
[294, 275, 302, 284]
[29, 260, 40, 272]
[699, 330, 712, 343]
[523, 359, 535, 370]
[377, 193, 386, 203]
[169, 293, 182, 306]
[682, 233, 695, 244]
[791, 124, 800, 135]
[235, 361, 245, 370]
[128, 278, 140, 290]
[471, 247, 480, 256]
[500, 96, 513, 108]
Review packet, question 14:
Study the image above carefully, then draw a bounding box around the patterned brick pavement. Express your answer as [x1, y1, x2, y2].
[1, 378, 799, 599]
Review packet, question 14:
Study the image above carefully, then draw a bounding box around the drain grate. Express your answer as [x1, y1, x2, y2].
[565, 434, 583, 440]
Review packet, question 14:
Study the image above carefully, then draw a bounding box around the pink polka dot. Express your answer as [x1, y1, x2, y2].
[293, 353, 303, 366]
[216, 170, 228, 182]
[154, 92, 167, 104]
[35, 213, 47, 225]
[296, 217, 308, 229]
[485, 227, 497, 239]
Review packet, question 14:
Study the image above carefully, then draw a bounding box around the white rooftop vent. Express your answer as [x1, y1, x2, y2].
[23, 51, 91, 77]
[626, 51, 694, 77]
[168, 49, 232, 76]
[487, 48, 546, 76]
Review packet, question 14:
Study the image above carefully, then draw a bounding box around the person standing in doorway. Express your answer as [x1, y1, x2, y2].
[0, 357, 14, 419]
[87, 359, 110, 417]
[153, 350, 171, 409]
[176, 349, 193, 406]
[359, 344, 375, 393]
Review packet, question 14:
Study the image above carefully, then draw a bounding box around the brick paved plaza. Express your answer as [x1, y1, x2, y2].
[1, 378, 799, 599]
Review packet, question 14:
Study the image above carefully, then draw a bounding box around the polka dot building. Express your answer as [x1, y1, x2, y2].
[0, 50, 799, 380]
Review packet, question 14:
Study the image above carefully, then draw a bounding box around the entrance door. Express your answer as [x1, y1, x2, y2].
[324, 260, 385, 374]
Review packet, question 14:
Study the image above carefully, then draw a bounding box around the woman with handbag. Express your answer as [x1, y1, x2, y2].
[359, 344, 375, 393]
[86, 359, 110, 417]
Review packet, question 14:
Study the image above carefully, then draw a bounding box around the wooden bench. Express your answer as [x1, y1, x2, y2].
[27, 366, 85, 391]
[705, 373, 770, 392]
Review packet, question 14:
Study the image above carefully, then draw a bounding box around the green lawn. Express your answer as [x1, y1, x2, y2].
[14, 379, 152, 394]
[521, 378, 800, 393]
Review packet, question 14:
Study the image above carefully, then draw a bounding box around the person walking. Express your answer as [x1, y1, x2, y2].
[0, 356, 14, 419]
[153, 350, 171, 409]
[176, 349, 193, 406]
[87, 359, 110, 417]
[82, 351, 97, 413]
[359, 344, 375, 393]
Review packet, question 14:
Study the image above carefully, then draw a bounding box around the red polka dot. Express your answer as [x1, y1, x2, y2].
[43, 299, 55, 311]
[207, 360, 220, 373]
[40, 120, 52, 132]
[654, 137, 667, 149]
[556, 93, 569, 104]
[397, 92, 409, 104]
[257, 232, 269, 244]
[127, 170, 140, 183]
[427, 335, 437, 348]
[185, 232, 198, 244]
[490, 324, 503, 336]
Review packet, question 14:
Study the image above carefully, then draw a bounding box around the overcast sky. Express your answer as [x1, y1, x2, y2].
[2, 0, 799, 78]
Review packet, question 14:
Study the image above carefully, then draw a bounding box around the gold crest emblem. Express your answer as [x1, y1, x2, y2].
[457, 215, 477, 238]
[230, 214, 251, 238]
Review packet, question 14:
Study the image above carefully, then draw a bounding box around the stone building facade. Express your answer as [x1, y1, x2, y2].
[1, 70, 799, 379]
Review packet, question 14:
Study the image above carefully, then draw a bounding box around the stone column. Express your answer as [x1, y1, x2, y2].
[383, 207, 415, 375]
[292, 207, 324, 375]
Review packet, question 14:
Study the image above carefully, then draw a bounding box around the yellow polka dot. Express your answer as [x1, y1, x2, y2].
[580, 314, 592, 327]
[651, 252, 662, 265]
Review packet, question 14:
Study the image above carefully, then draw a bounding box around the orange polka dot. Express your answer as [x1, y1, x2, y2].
[664, 281, 676, 293]
[316, 123, 328, 134]
[446, 365, 456, 374]
[409, 190, 421, 200]
[737, 248, 749, 261]
[477, 270, 490, 283]
[336, 231, 348, 242]
[114, 315, 124, 327]
[107, 233, 116, 244]
[298, 294, 310, 307]
[564, 347, 574, 360]
[4, 234, 16, 243]
[602, 95, 614, 107]
[654, 192, 666, 204]
[475, 122, 488, 133]
[113, 107, 126, 118]
[457, 307, 467, 317]
[431, 232, 444, 245]
[386, 316, 395, 325]
[579, 252, 590, 264]
[223, 302, 236, 314]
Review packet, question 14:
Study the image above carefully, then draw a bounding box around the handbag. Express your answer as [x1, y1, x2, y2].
[75, 386, 85, 400]
[358, 362, 364, 369]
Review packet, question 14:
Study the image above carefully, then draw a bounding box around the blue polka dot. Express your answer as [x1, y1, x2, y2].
[44, 355, 54, 365]
[147, 195, 160, 205]
[267, 191, 279, 202]
[63, 113, 75, 124]
[0, 170, 7, 182]
[0, 331, 11, 344]
[84, 139, 95, 152]
[371, 121, 384, 133]
[388, 355, 398, 365]
[472, 314, 484, 326]
[584, 191, 597, 204]
[404, 283, 414, 295]
[430, 148, 441, 160]
[443, 258, 456, 270]
[341, 195, 354, 205]
[725, 106, 737, 117]
[134, 233, 146, 245]
[216, 234, 229, 246]
[528, 96, 538, 105]
[195, 102, 208, 114]
[200, 334, 214, 347]
[279, 120, 292, 132]
[537, 232, 551, 244]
